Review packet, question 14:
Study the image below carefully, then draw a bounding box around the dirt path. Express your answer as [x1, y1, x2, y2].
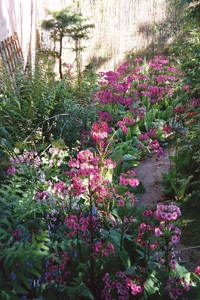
[134, 148, 174, 208]
[133, 148, 199, 272]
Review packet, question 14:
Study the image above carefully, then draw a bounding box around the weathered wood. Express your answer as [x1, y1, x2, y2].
[0, 32, 24, 79]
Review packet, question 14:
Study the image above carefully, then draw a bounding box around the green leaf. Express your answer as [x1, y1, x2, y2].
[0, 285, 21, 300]
[30, 249, 48, 256]
[32, 233, 37, 247]
[20, 262, 41, 277]
[81, 283, 95, 300]
[124, 266, 136, 275]
[126, 127, 132, 139]
[120, 251, 131, 268]
[0, 218, 13, 230]
[123, 154, 137, 161]
[37, 243, 49, 251]
[12, 265, 31, 290]
[145, 275, 159, 295]
[131, 124, 140, 135]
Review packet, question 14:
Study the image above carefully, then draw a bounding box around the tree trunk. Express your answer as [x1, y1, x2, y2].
[59, 29, 63, 79]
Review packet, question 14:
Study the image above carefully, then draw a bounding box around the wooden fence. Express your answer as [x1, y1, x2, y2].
[0, 32, 24, 79]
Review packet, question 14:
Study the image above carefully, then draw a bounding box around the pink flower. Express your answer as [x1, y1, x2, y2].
[116, 282, 122, 289]
[118, 200, 124, 206]
[93, 253, 99, 258]
[56, 275, 63, 283]
[135, 58, 143, 62]
[170, 259, 177, 270]
[171, 212, 178, 220]
[73, 223, 80, 230]
[182, 85, 192, 90]
[81, 224, 88, 232]
[195, 266, 200, 275]
[172, 235, 180, 243]
[141, 241, 147, 248]
[166, 213, 172, 221]
[7, 169, 13, 174]
[129, 178, 139, 187]
[107, 244, 114, 251]
[155, 228, 161, 236]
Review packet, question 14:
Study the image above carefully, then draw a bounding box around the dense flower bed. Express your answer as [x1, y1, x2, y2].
[0, 56, 200, 300]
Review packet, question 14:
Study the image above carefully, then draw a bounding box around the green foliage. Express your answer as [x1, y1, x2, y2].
[41, 6, 94, 79]
[0, 185, 50, 299]
[1, 24, 200, 298]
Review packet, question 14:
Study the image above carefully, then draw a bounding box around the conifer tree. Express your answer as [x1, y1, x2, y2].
[41, 7, 94, 79]
[41, 7, 79, 79]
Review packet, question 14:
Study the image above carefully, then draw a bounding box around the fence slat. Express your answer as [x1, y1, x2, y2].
[0, 32, 24, 79]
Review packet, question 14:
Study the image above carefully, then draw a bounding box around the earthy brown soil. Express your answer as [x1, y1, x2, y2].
[134, 148, 174, 208]
[133, 148, 199, 272]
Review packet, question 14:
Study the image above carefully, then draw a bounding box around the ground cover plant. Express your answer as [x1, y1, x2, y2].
[0, 49, 200, 300]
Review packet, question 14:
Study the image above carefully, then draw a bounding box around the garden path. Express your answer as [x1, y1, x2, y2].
[134, 148, 174, 208]
[133, 148, 199, 272]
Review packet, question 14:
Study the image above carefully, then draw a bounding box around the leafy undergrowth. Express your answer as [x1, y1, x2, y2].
[174, 200, 200, 246]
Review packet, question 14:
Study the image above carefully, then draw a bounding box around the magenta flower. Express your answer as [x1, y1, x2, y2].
[129, 178, 139, 187]
[141, 241, 147, 248]
[182, 84, 192, 90]
[195, 266, 200, 275]
[56, 275, 63, 283]
[81, 224, 88, 232]
[118, 199, 125, 206]
[135, 58, 143, 62]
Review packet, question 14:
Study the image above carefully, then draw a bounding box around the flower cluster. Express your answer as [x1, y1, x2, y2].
[54, 181, 68, 195]
[139, 126, 157, 141]
[165, 276, 190, 299]
[117, 121, 128, 134]
[91, 122, 112, 142]
[154, 204, 181, 222]
[7, 151, 42, 174]
[35, 191, 51, 204]
[7, 228, 23, 243]
[154, 223, 181, 244]
[117, 117, 135, 135]
[93, 241, 115, 258]
[65, 64, 73, 81]
[67, 149, 116, 206]
[136, 221, 157, 249]
[48, 147, 67, 168]
[101, 271, 144, 299]
[64, 213, 104, 244]
[98, 111, 113, 122]
[119, 171, 139, 187]
[45, 251, 71, 285]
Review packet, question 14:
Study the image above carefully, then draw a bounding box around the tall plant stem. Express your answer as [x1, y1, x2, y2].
[120, 227, 124, 252]
[77, 231, 82, 263]
[164, 233, 170, 281]
[89, 182, 94, 288]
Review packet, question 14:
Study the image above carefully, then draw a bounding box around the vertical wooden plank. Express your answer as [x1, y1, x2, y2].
[4, 38, 15, 76]
[9, 36, 19, 69]
[2, 40, 12, 76]
[11, 35, 20, 61]
[0, 41, 12, 81]
[14, 32, 23, 59]
[0, 32, 24, 83]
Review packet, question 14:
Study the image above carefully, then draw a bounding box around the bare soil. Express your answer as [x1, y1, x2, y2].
[133, 148, 199, 272]
[134, 148, 174, 208]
